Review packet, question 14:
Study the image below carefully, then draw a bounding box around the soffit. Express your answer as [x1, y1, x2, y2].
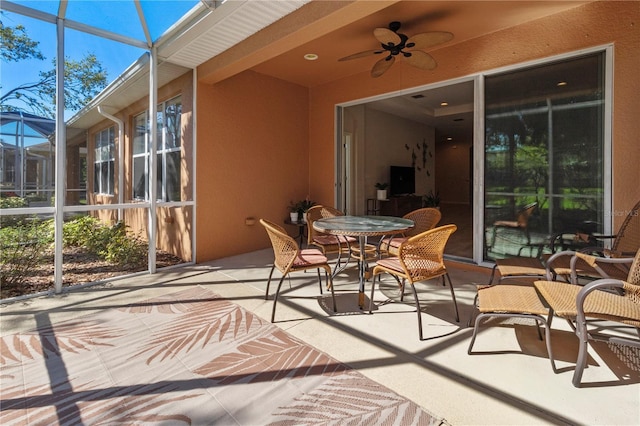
[248, 1, 593, 88]
[63, 0, 310, 131]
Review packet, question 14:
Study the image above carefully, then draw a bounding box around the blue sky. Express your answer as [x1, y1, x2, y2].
[1, 1, 198, 120]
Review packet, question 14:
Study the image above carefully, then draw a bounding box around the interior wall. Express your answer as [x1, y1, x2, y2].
[436, 140, 473, 205]
[196, 70, 310, 261]
[364, 107, 435, 204]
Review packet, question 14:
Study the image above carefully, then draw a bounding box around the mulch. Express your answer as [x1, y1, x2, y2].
[1, 247, 183, 300]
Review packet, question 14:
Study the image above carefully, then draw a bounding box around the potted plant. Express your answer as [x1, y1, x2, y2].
[423, 190, 440, 209]
[288, 201, 301, 222]
[288, 198, 316, 222]
[375, 182, 388, 200]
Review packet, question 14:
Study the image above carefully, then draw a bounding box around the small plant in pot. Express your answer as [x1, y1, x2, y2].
[375, 182, 388, 200]
[288, 198, 316, 222]
[288, 201, 301, 222]
[423, 190, 440, 208]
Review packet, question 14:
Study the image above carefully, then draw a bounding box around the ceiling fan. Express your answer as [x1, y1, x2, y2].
[338, 21, 453, 78]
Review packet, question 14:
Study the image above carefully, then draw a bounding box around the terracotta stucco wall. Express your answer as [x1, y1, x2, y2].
[309, 1, 639, 231]
[196, 71, 309, 261]
[85, 71, 194, 261]
[195, 1, 638, 261]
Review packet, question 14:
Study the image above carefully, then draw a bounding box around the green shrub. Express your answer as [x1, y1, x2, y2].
[63, 217, 147, 267]
[0, 196, 27, 209]
[0, 219, 54, 288]
[63, 215, 100, 247]
[103, 229, 147, 267]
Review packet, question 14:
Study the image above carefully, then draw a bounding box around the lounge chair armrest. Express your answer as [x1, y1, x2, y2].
[575, 278, 626, 323]
[544, 250, 578, 280]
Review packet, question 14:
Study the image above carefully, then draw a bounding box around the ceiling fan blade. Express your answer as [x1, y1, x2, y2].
[338, 50, 384, 61]
[373, 27, 401, 46]
[371, 56, 395, 78]
[406, 31, 453, 50]
[404, 50, 437, 70]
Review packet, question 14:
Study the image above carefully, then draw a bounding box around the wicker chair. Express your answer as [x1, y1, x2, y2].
[490, 199, 640, 284]
[489, 202, 537, 249]
[260, 219, 336, 322]
[306, 205, 356, 276]
[370, 224, 459, 340]
[534, 248, 640, 387]
[546, 199, 640, 283]
[467, 282, 557, 373]
[306, 205, 355, 252]
[379, 207, 441, 257]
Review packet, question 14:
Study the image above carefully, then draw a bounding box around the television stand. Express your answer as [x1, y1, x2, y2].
[379, 195, 422, 217]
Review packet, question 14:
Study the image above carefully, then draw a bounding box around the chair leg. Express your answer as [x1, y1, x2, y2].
[328, 272, 337, 313]
[445, 273, 460, 322]
[409, 284, 424, 340]
[271, 275, 287, 323]
[317, 268, 323, 294]
[265, 265, 276, 300]
[488, 264, 498, 285]
[369, 274, 377, 314]
[572, 317, 590, 387]
[468, 312, 557, 373]
[467, 313, 486, 353]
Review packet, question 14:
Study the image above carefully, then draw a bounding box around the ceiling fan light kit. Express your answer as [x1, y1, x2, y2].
[339, 21, 453, 77]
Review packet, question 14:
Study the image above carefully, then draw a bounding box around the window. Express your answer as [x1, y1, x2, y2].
[132, 95, 182, 201]
[484, 52, 606, 259]
[93, 126, 115, 195]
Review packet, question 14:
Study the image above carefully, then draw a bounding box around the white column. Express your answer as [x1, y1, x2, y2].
[53, 17, 66, 293]
[147, 47, 157, 273]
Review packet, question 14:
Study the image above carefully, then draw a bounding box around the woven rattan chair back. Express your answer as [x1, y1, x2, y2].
[370, 224, 459, 339]
[306, 205, 342, 245]
[399, 224, 457, 282]
[260, 218, 336, 322]
[261, 219, 299, 274]
[490, 202, 537, 247]
[624, 249, 640, 305]
[611, 199, 640, 257]
[517, 202, 538, 228]
[533, 248, 640, 386]
[403, 207, 442, 237]
[306, 205, 355, 256]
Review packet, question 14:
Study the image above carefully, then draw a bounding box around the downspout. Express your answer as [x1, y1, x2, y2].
[97, 106, 124, 222]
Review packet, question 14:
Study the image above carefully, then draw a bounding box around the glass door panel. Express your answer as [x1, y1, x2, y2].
[484, 53, 605, 260]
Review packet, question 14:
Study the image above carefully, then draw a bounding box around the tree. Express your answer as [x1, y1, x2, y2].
[1, 19, 108, 118]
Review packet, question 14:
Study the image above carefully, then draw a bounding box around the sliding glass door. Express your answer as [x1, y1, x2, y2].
[484, 52, 607, 260]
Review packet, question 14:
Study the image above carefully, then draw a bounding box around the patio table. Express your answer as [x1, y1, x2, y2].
[313, 215, 414, 308]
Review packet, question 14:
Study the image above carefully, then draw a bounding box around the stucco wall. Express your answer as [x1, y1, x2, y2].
[86, 71, 194, 261]
[309, 1, 639, 232]
[196, 70, 309, 261]
[195, 1, 638, 262]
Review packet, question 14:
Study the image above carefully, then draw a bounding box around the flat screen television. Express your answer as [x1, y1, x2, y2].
[389, 165, 415, 196]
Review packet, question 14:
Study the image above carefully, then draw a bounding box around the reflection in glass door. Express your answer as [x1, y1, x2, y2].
[483, 52, 607, 261]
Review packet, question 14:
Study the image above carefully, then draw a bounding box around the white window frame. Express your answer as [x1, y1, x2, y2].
[93, 126, 115, 195]
[133, 95, 182, 202]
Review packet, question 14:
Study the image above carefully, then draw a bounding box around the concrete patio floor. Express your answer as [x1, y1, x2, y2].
[2, 249, 639, 425]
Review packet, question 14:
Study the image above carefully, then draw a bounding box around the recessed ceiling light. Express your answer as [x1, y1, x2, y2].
[557, 81, 567, 86]
[304, 53, 318, 61]
[447, 137, 453, 141]
[440, 102, 449, 106]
